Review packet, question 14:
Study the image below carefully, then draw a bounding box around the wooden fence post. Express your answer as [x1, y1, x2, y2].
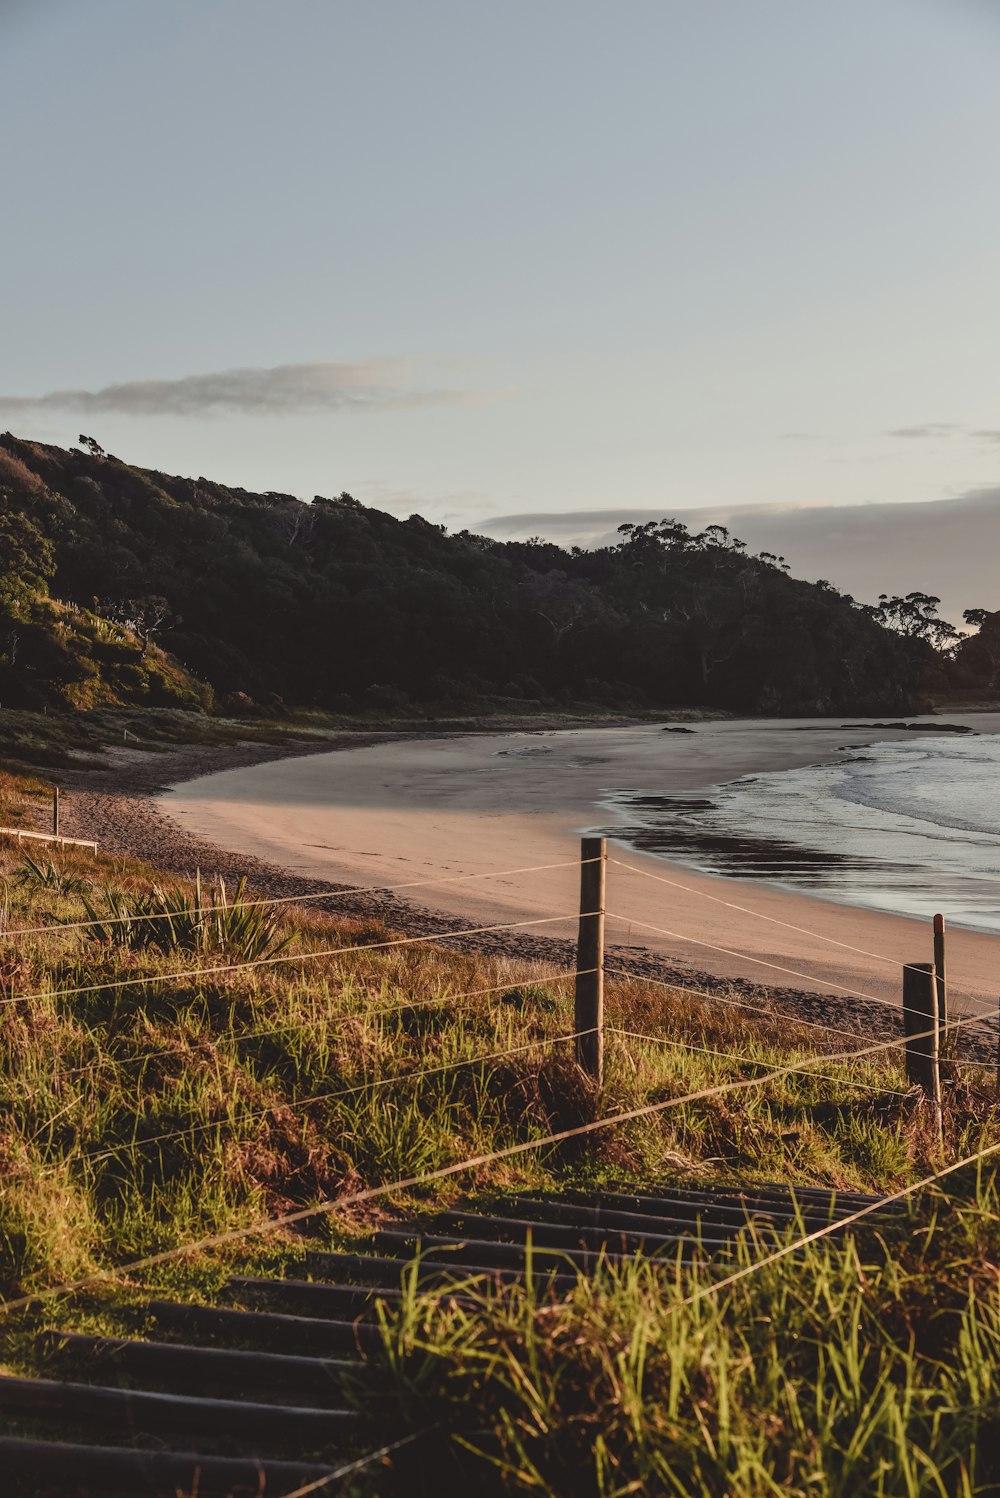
[574, 836, 606, 1086]
[932, 913, 947, 1034]
[902, 960, 942, 1139]
[52, 786, 60, 839]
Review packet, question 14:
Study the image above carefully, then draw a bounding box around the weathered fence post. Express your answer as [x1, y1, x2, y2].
[52, 786, 60, 839]
[933, 913, 947, 1033]
[574, 836, 606, 1086]
[902, 960, 942, 1139]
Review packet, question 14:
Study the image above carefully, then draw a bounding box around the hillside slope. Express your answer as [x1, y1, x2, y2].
[1, 433, 932, 715]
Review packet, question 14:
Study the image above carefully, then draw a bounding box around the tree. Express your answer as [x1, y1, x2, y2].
[0, 511, 54, 616]
[0, 432, 941, 716]
[958, 608, 1000, 693]
[105, 595, 175, 656]
[873, 592, 959, 650]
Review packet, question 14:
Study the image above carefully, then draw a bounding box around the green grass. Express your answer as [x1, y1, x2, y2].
[0, 701, 682, 773]
[0, 792, 998, 1492]
[372, 1166, 1000, 1496]
[0, 704, 312, 772]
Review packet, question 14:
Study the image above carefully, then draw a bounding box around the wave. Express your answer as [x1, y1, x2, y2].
[603, 735, 1000, 934]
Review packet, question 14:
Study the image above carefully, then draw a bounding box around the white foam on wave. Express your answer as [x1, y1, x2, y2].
[611, 735, 1000, 934]
[831, 736, 1000, 839]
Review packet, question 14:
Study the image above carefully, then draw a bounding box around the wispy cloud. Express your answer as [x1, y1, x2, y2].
[0, 361, 473, 418]
[887, 422, 1000, 446]
[887, 423, 960, 439]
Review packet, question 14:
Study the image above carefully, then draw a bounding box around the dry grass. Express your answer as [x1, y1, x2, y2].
[0, 821, 995, 1305]
[0, 771, 997, 1493]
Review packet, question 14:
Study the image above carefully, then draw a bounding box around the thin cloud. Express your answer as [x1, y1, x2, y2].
[887, 423, 1000, 445]
[0, 361, 472, 418]
[887, 423, 959, 439]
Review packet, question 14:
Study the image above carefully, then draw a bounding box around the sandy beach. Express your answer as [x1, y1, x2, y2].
[160, 716, 1000, 1023]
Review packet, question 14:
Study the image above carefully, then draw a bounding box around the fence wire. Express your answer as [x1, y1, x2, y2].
[607, 1026, 912, 1097]
[51, 968, 589, 1082]
[73, 1029, 591, 1169]
[3, 1005, 986, 1320]
[607, 909, 996, 1018]
[4, 857, 590, 940]
[2, 911, 588, 1010]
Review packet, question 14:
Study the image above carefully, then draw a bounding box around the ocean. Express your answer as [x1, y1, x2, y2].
[605, 733, 1000, 935]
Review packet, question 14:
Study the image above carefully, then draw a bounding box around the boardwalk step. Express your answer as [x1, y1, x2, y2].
[39, 1331, 364, 1402]
[145, 1299, 380, 1353]
[510, 1192, 779, 1230]
[0, 1434, 339, 1498]
[306, 1249, 578, 1291]
[0, 1373, 356, 1449]
[374, 1227, 665, 1269]
[228, 1275, 398, 1314]
[435, 1209, 734, 1251]
[3, 1181, 883, 1491]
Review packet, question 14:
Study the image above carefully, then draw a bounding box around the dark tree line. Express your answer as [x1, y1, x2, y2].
[0, 432, 979, 717]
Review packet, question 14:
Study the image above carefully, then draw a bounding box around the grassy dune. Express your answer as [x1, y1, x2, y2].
[0, 794, 998, 1492]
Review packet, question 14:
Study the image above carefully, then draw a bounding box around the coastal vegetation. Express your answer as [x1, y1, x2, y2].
[5, 432, 992, 723]
[0, 815, 998, 1491]
[3, 429, 1000, 1489]
[1, 831, 949, 1303]
[380, 1178, 1000, 1495]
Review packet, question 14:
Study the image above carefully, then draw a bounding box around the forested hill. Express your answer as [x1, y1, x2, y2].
[0, 432, 950, 717]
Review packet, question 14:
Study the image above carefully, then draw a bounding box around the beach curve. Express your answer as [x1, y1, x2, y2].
[158, 718, 1000, 1021]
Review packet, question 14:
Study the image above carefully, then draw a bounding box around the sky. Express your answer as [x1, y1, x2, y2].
[2, 0, 1000, 613]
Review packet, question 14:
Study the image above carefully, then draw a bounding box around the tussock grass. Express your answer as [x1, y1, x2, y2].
[16, 853, 92, 896]
[374, 1167, 1000, 1496]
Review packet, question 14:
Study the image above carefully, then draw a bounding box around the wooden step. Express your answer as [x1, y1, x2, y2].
[0, 1433, 339, 1498]
[228, 1275, 397, 1315]
[39, 1331, 364, 1403]
[145, 1299, 380, 1353]
[307, 1248, 577, 1291]
[436, 1208, 734, 1252]
[0, 1372, 356, 1448]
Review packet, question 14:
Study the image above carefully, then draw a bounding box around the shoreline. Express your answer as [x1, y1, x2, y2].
[49, 720, 1000, 1062]
[159, 718, 1000, 1007]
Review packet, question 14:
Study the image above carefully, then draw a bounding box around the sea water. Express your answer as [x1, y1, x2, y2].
[604, 734, 1000, 934]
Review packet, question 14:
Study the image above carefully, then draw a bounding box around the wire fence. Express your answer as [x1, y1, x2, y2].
[3, 858, 591, 940]
[4, 826, 1000, 1498]
[1, 832, 998, 1325]
[72, 1029, 594, 1170]
[2, 1003, 993, 1320]
[1, 911, 589, 1010]
[608, 857, 907, 969]
[606, 1026, 913, 1098]
[605, 967, 874, 1043]
[50, 968, 592, 1081]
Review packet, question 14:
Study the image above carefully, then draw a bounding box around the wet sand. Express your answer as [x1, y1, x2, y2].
[161, 718, 1000, 1021]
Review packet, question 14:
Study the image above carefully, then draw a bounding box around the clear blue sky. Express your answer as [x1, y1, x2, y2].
[3, 0, 1000, 536]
